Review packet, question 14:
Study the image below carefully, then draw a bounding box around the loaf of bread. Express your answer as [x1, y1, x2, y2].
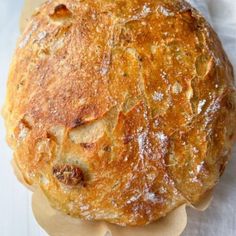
[3, 0, 236, 226]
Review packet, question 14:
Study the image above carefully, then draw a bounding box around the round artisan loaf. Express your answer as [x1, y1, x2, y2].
[3, 0, 236, 226]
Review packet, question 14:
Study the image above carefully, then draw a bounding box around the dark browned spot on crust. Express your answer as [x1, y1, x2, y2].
[123, 135, 133, 144]
[50, 4, 72, 20]
[103, 145, 111, 152]
[80, 143, 95, 149]
[71, 118, 85, 128]
[46, 131, 58, 143]
[20, 116, 33, 129]
[52, 164, 84, 186]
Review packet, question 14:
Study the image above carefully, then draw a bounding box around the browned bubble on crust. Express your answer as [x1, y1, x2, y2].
[49, 4, 72, 20]
[52, 164, 84, 186]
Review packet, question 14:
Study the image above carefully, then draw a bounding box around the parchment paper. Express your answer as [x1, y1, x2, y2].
[32, 189, 188, 236]
[18, 1, 215, 235]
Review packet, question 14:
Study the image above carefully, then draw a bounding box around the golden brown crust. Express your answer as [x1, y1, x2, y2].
[3, 0, 236, 226]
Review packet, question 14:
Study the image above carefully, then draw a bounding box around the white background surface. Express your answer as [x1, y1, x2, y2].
[0, 0, 235, 235]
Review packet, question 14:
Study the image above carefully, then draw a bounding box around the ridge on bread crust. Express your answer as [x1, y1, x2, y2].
[3, 0, 236, 226]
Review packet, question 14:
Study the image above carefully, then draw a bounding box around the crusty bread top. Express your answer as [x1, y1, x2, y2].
[3, 0, 236, 226]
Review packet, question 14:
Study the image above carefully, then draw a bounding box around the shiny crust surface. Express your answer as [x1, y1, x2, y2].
[3, 0, 236, 226]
